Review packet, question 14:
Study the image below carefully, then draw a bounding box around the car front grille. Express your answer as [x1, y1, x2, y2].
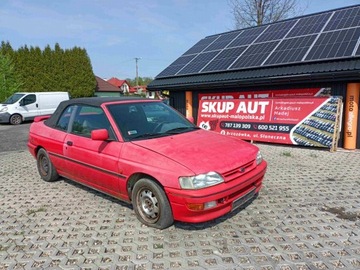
[222, 160, 256, 182]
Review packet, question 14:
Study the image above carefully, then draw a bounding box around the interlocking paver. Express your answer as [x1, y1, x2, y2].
[1, 145, 360, 269]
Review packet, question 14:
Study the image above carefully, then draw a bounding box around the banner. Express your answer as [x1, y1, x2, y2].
[343, 83, 359, 150]
[198, 97, 342, 148]
[199, 87, 331, 100]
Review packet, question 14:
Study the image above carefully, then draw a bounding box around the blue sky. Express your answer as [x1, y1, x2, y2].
[1, 0, 359, 80]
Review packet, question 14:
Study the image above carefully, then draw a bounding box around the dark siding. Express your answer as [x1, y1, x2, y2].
[192, 90, 200, 124]
[169, 91, 186, 116]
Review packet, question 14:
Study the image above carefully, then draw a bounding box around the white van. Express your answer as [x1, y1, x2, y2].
[0, 92, 69, 125]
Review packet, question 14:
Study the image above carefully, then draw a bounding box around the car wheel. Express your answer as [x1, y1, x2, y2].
[37, 148, 59, 182]
[132, 178, 173, 229]
[9, 114, 22, 125]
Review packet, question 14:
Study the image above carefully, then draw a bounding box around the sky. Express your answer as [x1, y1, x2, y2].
[1, 0, 359, 80]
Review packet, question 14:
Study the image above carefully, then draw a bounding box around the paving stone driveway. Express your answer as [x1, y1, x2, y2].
[0, 145, 360, 270]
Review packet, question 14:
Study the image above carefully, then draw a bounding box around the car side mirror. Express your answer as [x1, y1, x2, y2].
[91, 129, 109, 141]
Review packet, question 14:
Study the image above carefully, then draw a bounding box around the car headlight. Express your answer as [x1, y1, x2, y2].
[256, 151, 263, 165]
[179, 172, 224, 189]
[0, 107, 8, 113]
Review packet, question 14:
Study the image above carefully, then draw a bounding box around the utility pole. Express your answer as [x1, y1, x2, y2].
[134, 57, 141, 88]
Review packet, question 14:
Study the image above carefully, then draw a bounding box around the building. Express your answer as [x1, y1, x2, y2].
[107, 78, 131, 94]
[147, 5, 360, 150]
[94, 76, 122, 97]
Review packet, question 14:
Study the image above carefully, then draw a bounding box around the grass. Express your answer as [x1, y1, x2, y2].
[281, 151, 292, 157]
[153, 243, 164, 249]
[0, 245, 9, 251]
[26, 207, 47, 215]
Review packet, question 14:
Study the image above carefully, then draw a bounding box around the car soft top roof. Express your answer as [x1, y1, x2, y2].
[45, 96, 154, 128]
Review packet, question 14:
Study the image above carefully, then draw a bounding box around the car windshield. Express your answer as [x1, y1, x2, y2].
[3, 94, 25, 104]
[107, 101, 198, 141]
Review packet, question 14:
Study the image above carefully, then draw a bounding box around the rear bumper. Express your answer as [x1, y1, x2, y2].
[165, 160, 267, 223]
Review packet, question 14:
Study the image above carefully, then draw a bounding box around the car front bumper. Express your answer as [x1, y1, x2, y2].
[0, 112, 11, 123]
[165, 160, 267, 223]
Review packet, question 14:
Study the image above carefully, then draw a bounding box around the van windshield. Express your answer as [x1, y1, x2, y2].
[3, 94, 25, 104]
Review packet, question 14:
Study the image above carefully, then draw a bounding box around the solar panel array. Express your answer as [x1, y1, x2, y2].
[157, 5, 360, 78]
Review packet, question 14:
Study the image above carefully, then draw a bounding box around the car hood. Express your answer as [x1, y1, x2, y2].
[131, 129, 259, 175]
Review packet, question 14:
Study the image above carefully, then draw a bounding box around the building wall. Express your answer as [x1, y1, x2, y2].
[94, 92, 122, 97]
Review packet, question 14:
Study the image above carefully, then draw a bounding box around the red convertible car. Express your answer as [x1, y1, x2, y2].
[28, 97, 267, 229]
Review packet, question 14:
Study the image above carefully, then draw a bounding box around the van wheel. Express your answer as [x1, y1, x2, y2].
[9, 114, 22, 125]
[132, 178, 173, 229]
[37, 148, 59, 182]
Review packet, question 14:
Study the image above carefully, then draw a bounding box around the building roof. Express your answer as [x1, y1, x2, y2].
[148, 5, 360, 91]
[148, 59, 360, 90]
[95, 76, 122, 92]
[107, 77, 129, 88]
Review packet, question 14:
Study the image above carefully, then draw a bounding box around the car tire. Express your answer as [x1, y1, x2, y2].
[132, 178, 173, 229]
[9, 114, 22, 125]
[37, 148, 59, 182]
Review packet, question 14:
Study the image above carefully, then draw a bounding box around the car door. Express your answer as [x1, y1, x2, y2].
[47, 105, 76, 173]
[63, 105, 124, 198]
[19, 94, 39, 120]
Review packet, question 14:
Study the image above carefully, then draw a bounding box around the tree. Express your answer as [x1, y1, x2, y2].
[0, 54, 22, 102]
[62, 46, 96, 98]
[2, 41, 96, 98]
[228, 0, 306, 29]
[125, 77, 153, 86]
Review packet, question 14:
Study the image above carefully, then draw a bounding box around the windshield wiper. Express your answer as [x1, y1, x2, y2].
[164, 126, 200, 134]
[131, 133, 167, 140]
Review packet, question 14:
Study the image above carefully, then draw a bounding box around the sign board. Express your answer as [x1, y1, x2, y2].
[198, 97, 342, 150]
[199, 87, 331, 100]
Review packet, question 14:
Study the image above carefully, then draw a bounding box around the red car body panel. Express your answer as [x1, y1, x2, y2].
[130, 129, 259, 177]
[28, 98, 267, 224]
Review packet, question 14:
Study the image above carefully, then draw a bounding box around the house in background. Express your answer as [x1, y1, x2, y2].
[107, 77, 130, 94]
[129, 85, 147, 96]
[94, 76, 123, 97]
[96, 76, 154, 98]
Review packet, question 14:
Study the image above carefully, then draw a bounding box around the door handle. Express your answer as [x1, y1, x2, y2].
[66, 141, 73, 146]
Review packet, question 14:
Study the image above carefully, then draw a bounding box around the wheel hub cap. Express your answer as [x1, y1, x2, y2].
[140, 190, 159, 219]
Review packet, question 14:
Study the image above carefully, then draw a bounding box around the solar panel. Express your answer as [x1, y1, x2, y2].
[156, 55, 197, 77]
[227, 26, 267, 48]
[305, 28, 360, 60]
[287, 13, 331, 37]
[182, 36, 218, 55]
[201, 47, 248, 72]
[229, 41, 278, 69]
[265, 35, 317, 65]
[156, 5, 360, 78]
[356, 43, 360, 56]
[256, 20, 296, 42]
[203, 31, 242, 52]
[325, 6, 360, 31]
[177, 51, 220, 75]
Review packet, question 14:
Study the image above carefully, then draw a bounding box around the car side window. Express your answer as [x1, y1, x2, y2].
[55, 105, 75, 131]
[71, 105, 115, 139]
[21, 94, 36, 106]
